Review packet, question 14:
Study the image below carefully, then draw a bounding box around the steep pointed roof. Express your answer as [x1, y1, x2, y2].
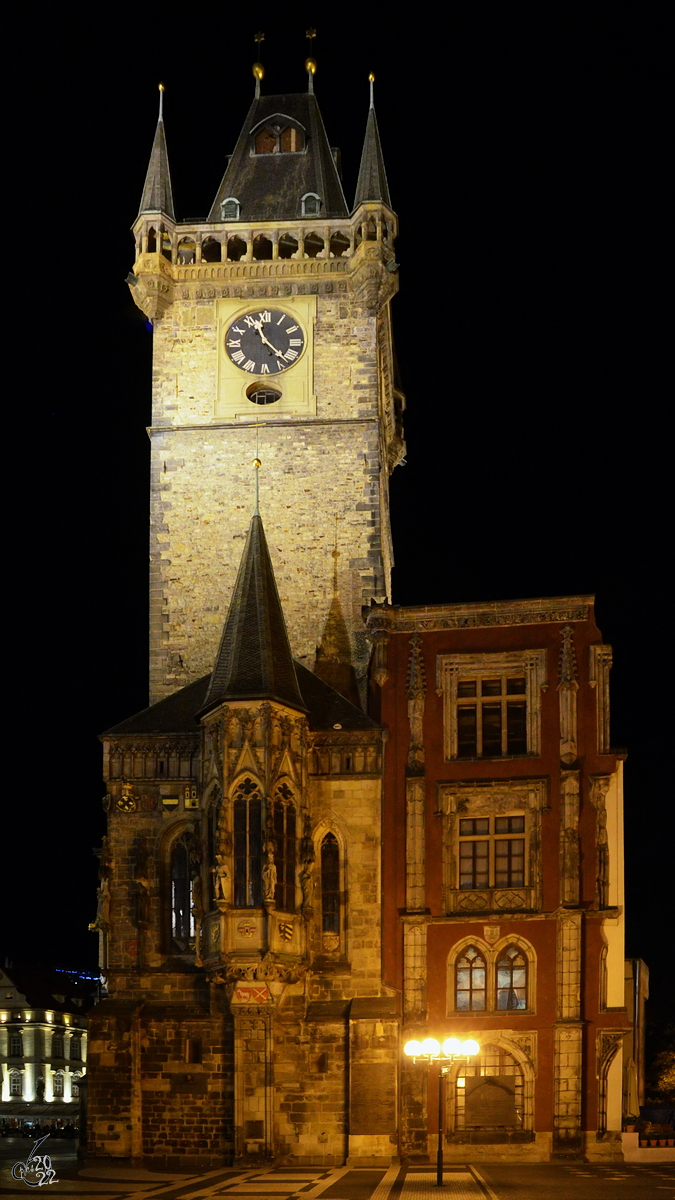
[353, 102, 391, 210]
[138, 105, 175, 220]
[208, 92, 348, 223]
[201, 515, 306, 714]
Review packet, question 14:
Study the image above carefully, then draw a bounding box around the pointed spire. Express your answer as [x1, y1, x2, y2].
[201, 514, 306, 714]
[353, 74, 391, 210]
[138, 84, 175, 220]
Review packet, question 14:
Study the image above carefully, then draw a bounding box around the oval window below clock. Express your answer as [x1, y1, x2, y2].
[246, 384, 282, 406]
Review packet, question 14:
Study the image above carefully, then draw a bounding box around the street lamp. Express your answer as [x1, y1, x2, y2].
[404, 1037, 480, 1187]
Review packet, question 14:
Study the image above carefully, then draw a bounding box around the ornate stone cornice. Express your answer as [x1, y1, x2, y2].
[371, 596, 593, 635]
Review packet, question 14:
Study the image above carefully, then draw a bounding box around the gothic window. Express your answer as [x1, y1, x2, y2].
[233, 777, 263, 907]
[53, 1072, 64, 1097]
[278, 234, 298, 259]
[438, 651, 547, 760]
[9, 1071, 22, 1096]
[10, 1032, 22, 1057]
[458, 816, 526, 890]
[71, 1074, 80, 1098]
[255, 127, 277, 153]
[455, 946, 486, 1011]
[171, 837, 195, 949]
[280, 125, 302, 151]
[221, 198, 241, 221]
[454, 1044, 524, 1131]
[321, 833, 340, 934]
[70, 1036, 81, 1060]
[301, 193, 321, 217]
[273, 784, 296, 912]
[496, 945, 528, 1010]
[52, 1034, 64, 1058]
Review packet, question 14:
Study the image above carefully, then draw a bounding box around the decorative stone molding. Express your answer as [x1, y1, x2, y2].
[553, 1021, 584, 1151]
[392, 596, 592, 634]
[559, 771, 581, 906]
[558, 627, 579, 764]
[596, 1028, 629, 1135]
[437, 650, 548, 760]
[437, 778, 548, 914]
[589, 645, 613, 754]
[556, 910, 582, 1022]
[365, 607, 394, 687]
[402, 919, 427, 1018]
[406, 634, 426, 773]
[590, 776, 612, 909]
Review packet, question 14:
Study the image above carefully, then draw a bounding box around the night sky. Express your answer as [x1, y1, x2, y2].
[4, 10, 670, 1033]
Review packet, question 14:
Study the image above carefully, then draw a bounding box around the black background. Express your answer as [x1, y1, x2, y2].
[3, 7, 670, 1041]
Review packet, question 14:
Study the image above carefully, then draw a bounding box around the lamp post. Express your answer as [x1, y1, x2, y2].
[403, 1036, 480, 1187]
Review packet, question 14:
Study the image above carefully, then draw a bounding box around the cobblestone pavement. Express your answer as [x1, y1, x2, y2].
[1, 1145, 674, 1200]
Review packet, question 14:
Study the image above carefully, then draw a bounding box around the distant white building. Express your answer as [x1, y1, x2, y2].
[0, 965, 93, 1130]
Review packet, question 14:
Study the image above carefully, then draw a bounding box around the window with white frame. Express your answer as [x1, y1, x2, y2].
[10, 1071, 22, 1096]
[71, 1074, 80, 1098]
[53, 1072, 64, 1097]
[458, 815, 526, 890]
[10, 1032, 23, 1056]
[438, 651, 547, 761]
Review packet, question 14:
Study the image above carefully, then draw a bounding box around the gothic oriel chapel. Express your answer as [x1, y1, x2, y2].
[87, 63, 643, 1168]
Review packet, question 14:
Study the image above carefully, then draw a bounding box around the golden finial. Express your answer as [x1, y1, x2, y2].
[368, 72, 375, 109]
[306, 28, 317, 92]
[158, 82, 165, 119]
[253, 32, 265, 97]
[253, 457, 261, 514]
[253, 458, 262, 468]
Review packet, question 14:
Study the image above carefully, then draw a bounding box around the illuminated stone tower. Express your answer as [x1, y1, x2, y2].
[129, 72, 405, 704]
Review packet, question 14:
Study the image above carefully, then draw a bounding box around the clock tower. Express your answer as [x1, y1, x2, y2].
[130, 71, 405, 704]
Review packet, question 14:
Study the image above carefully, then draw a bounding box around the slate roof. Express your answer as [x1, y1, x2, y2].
[353, 103, 391, 209]
[103, 661, 378, 737]
[201, 514, 306, 714]
[208, 93, 348, 223]
[138, 116, 175, 220]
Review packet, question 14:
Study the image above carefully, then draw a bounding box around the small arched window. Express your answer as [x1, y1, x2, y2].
[171, 837, 195, 948]
[496, 945, 528, 1009]
[52, 1034, 64, 1058]
[321, 833, 340, 934]
[9, 1071, 22, 1096]
[255, 127, 277, 154]
[455, 945, 486, 1011]
[221, 197, 241, 221]
[301, 193, 321, 217]
[147, 226, 157, 253]
[233, 777, 263, 907]
[53, 1072, 64, 1097]
[10, 1032, 23, 1057]
[273, 784, 296, 912]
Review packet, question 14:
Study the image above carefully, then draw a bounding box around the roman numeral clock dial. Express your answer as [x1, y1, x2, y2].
[225, 309, 306, 374]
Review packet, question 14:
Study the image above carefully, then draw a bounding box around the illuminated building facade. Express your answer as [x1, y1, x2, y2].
[86, 64, 642, 1168]
[0, 966, 89, 1131]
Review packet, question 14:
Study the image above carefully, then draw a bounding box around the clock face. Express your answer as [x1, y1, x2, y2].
[225, 309, 305, 375]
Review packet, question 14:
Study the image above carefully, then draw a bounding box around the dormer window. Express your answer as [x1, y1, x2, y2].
[221, 197, 241, 221]
[252, 118, 305, 155]
[301, 193, 321, 217]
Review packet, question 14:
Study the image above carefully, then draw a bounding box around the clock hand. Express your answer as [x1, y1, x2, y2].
[252, 322, 285, 358]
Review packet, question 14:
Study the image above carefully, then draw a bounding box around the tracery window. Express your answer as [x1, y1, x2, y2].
[321, 832, 340, 934]
[496, 945, 528, 1010]
[455, 945, 486, 1011]
[171, 837, 195, 949]
[455, 1044, 524, 1131]
[273, 783, 296, 912]
[233, 777, 263, 907]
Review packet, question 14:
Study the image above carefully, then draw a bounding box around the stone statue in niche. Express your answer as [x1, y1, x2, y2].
[299, 814, 315, 913]
[212, 854, 229, 902]
[262, 843, 277, 905]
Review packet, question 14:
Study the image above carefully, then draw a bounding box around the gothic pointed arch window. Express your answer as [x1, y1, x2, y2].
[169, 831, 196, 951]
[273, 782, 296, 912]
[321, 832, 340, 935]
[233, 777, 263, 907]
[455, 945, 487, 1011]
[496, 944, 528, 1010]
